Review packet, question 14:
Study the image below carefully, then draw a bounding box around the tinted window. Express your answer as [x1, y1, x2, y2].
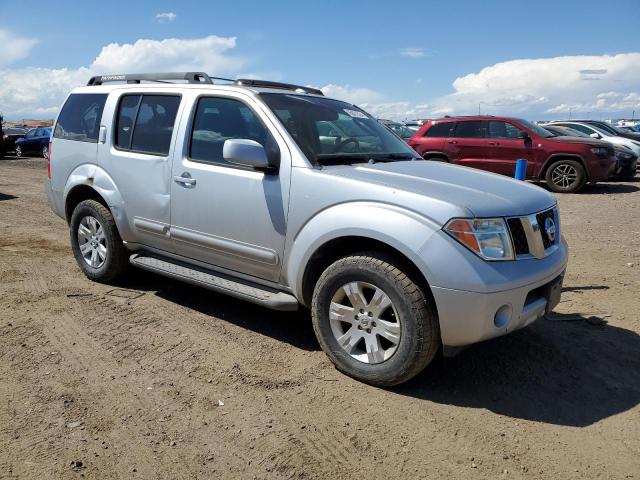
[54, 93, 107, 142]
[556, 123, 593, 135]
[424, 121, 454, 137]
[190, 97, 279, 166]
[115, 95, 140, 149]
[488, 121, 523, 139]
[115, 94, 180, 155]
[454, 121, 485, 138]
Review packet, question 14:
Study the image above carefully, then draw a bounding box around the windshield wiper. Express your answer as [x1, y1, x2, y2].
[315, 154, 375, 165]
[369, 153, 417, 161]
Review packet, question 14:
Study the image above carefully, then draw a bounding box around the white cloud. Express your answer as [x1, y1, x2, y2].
[399, 47, 426, 58]
[0, 29, 37, 67]
[0, 35, 244, 118]
[432, 53, 640, 117]
[155, 12, 176, 23]
[320, 84, 384, 105]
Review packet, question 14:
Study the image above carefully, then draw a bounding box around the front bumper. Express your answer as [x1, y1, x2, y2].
[588, 156, 617, 182]
[419, 230, 568, 347]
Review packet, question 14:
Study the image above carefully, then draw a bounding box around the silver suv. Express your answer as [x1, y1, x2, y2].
[47, 72, 568, 386]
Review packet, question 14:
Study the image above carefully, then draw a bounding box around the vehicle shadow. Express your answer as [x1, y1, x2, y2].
[579, 183, 639, 194]
[0, 193, 18, 201]
[116, 268, 320, 352]
[395, 316, 640, 427]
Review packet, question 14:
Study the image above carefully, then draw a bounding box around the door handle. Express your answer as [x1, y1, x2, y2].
[173, 173, 196, 186]
[447, 140, 458, 144]
[99, 125, 107, 144]
[487, 141, 496, 146]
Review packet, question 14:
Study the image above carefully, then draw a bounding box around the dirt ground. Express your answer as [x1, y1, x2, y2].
[0, 156, 638, 480]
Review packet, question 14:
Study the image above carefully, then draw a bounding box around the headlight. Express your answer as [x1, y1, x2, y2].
[616, 151, 632, 160]
[444, 218, 514, 261]
[590, 147, 608, 157]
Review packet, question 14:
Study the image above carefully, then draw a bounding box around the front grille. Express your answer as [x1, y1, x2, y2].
[507, 218, 530, 255]
[536, 209, 556, 249]
[506, 207, 558, 259]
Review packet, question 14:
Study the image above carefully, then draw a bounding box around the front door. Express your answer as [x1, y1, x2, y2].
[484, 120, 534, 176]
[169, 94, 290, 282]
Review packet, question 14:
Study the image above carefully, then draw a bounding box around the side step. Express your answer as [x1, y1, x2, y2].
[129, 253, 299, 311]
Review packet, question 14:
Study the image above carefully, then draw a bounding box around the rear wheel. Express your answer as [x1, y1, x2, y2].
[545, 159, 586, 193]
[70, 199, 129, 282]
[15, 145, 22, 158]
[424, 154, 448, 162]
[311, 253, 440, 386]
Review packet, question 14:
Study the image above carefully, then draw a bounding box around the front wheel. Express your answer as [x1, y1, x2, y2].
[311, 253, 440, 386]
[15, 145, 22, 158]
[545, 160, 587, 193]
[41, 144, 48, 159]
[70, 199, 129, 282]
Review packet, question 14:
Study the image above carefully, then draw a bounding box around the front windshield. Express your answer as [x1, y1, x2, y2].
[260, 93, 418, 164]
[517, 119, 555, 138]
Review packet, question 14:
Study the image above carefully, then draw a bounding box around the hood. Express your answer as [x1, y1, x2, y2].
[324, 160, 556, 219]
[547, 135, 608, 147]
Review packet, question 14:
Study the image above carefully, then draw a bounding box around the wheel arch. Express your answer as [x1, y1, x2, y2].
[540, 154, 589, 181]
[422, 151, 450, 161]
[64, 184, 109, 223]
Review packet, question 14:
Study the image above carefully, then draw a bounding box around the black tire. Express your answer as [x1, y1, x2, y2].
[544, 159, 587, 193]
[15, 145, 22, 158]
[311, 253, 440, 386]
[424, 154, 449, 162]
[69, 199, 129, 283]
[41, 144, 48, 159]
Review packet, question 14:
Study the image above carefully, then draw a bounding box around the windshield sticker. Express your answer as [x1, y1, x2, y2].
[344, 109, 368, 119]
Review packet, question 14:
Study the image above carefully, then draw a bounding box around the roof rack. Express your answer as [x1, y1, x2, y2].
[87, 72, 213, 86]
[235, 78, 323, 96]
[86, 72, 324, 95]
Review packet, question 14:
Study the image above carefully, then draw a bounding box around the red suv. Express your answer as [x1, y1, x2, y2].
[408, 116, 616, 192]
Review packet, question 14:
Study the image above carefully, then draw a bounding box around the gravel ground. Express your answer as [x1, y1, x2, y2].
[0, 157, 638, 479]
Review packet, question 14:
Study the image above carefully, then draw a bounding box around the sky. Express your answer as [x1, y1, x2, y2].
[1, 0, 639, 120]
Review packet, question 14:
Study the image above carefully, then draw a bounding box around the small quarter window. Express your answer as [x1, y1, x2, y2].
[54, 93, 107, 142]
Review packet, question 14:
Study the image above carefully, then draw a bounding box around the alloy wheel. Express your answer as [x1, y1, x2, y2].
[329, 281, 401, 364]
[42, 145, 48, 159]
[551, 164, 578, 189]
[77, 216, 107, 268]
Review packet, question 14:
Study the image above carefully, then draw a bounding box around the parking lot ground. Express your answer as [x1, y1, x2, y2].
[0, 157, 638, 479]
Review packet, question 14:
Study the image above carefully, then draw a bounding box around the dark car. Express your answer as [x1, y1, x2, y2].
[2, 127, 27, 154]
[408, 116, 617, 193]
[15, 127, 51, 158]
[543, 124, 637, 179]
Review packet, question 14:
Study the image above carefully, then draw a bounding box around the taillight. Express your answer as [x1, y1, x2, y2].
[47, 141, 52, 179]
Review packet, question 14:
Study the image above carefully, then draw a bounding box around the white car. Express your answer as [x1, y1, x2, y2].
[549, 121, 640, 157]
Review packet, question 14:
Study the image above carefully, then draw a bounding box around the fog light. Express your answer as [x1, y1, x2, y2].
[494, 304, 512, 328]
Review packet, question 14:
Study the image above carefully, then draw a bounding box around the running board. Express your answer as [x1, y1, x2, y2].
[129, 253, 298, 311]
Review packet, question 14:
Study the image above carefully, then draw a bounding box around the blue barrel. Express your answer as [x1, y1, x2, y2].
[515, 159, 527, 180]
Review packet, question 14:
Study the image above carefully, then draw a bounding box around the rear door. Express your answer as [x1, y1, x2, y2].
[97, 92, 182, 253]
[449, 120, 491, 169]
[484, 120, 534, 176]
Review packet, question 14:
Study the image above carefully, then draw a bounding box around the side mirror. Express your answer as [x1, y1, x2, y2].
[590, 132, 601, 139]
[518, 131, 531, 140]
[223, 139, 276, 172]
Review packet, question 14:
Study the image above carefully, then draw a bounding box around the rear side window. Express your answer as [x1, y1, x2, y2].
[454, 121, 486, 138]
[53, 93, 107, 142]
[424, 121, 454, 137]
[115, 94, 181, 155]
[189, 96, 279, 167]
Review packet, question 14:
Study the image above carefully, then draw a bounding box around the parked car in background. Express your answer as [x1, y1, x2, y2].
[570, 119, 640, 142]
[15, 127, 51, 158]
[402, 120, 425, 131]
[2, 127, 27, 153]
[47, 72, 568, 386]
[408, 116, 617, 192]
[543, 124, 637, 179]
[548, 121, 640, 158]
[380, 120, 415, 140]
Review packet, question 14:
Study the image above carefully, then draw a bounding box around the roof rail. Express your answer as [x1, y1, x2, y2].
[87, 72, 213, 86]
[235, 78, 324, 96]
